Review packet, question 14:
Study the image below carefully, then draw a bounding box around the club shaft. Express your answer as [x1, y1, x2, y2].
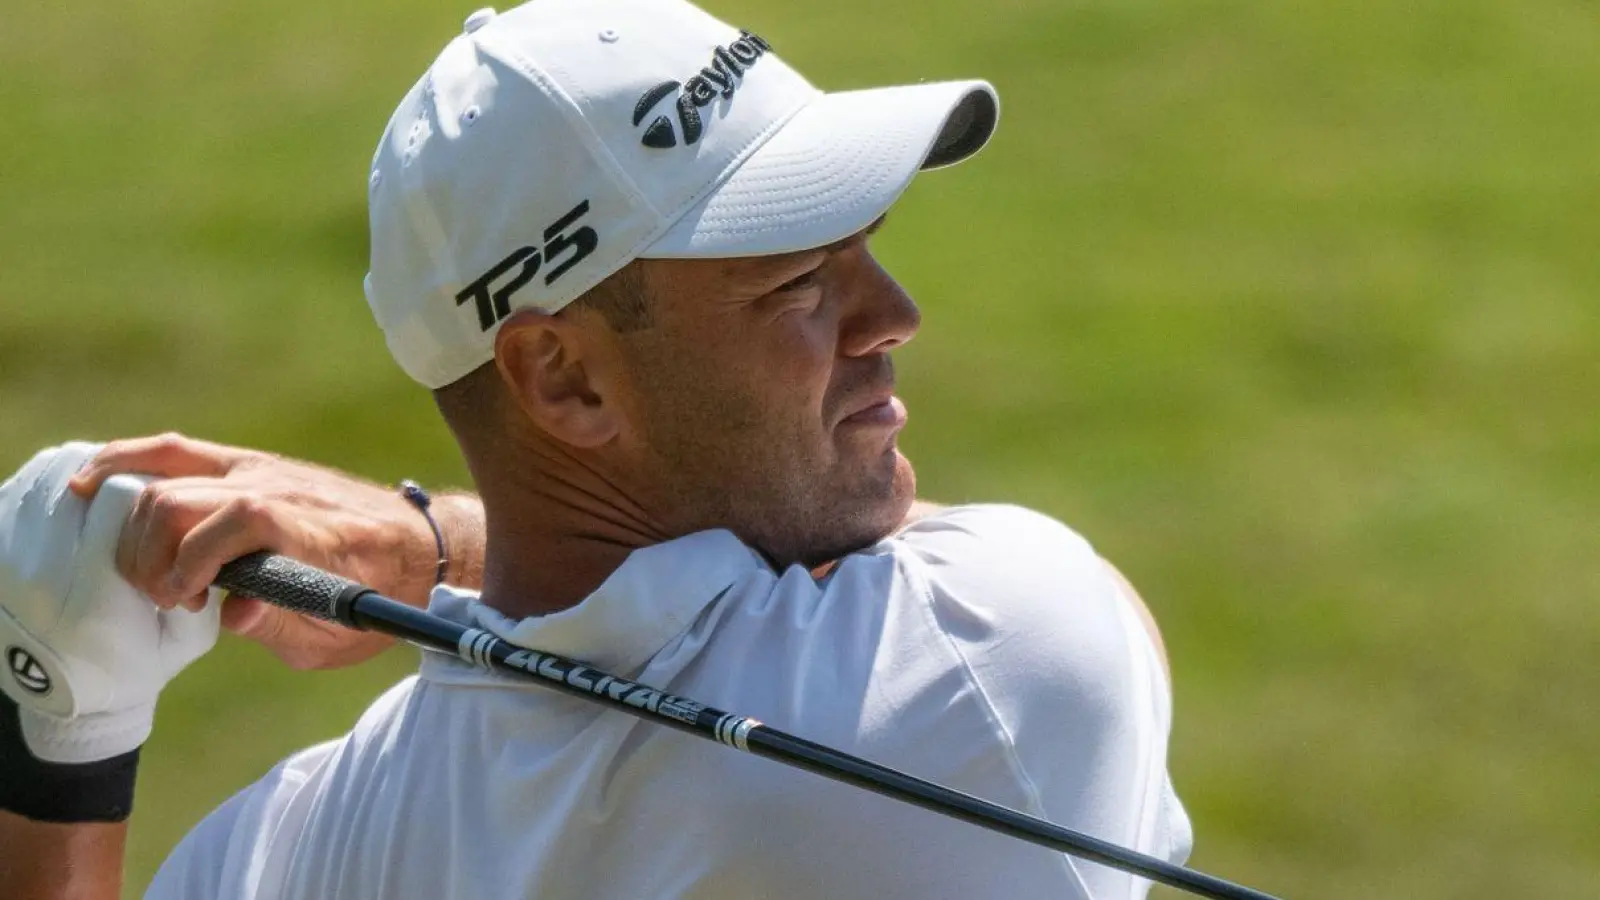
[215, 552, 1282, 900]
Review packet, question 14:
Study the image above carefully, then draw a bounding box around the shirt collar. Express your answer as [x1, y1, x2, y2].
[421, 529, 761, 683]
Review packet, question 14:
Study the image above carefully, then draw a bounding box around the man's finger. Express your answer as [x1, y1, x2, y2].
[119, 484, 174, 608]
[167, 496, 290, 604]
[69, 432, 258, 498]
[219, 596, 391, 672]
[219, 594, 273, 635]
[120, 483, 243, 608]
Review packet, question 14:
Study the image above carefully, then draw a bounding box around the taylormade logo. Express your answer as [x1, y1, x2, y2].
[7, 646, 51, 696]
[632, 31, 773, 149]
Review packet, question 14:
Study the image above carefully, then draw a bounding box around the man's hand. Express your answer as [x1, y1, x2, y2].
[1, 444, 219, 762]
[68, 433, 485, 671]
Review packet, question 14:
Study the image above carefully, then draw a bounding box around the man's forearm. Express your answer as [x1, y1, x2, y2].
[0, 688, 137, 900]
[0, 814, 126, 900]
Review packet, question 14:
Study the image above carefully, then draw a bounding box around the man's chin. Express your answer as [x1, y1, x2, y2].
[792, 451, 915, 568]
[887, 447, 916, 520]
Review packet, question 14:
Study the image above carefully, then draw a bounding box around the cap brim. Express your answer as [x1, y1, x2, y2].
[643, 80, 998, 259]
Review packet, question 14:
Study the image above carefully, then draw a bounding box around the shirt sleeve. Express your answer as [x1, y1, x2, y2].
[897, 504, 1193, 898]
[143, 739, 341, 900]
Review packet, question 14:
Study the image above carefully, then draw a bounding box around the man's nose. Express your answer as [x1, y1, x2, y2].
[839, 254, 922, 357]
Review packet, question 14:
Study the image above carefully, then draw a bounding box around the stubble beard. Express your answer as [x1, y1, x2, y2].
[635, 395, 914, 570]
[785, 448, 915, 568]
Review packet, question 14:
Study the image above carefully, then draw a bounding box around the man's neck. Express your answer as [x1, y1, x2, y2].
[474, 461, 671, 618]
[463, 448, 940, 619]
[480, 526, 641, 618]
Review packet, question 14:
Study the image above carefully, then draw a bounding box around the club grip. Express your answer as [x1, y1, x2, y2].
[213, 552, 371, 627]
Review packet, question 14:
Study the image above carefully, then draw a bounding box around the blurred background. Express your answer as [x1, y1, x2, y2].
[4, 0, 1597, 897]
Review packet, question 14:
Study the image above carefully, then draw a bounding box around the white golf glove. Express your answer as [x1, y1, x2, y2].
[0, 442, 220, 763]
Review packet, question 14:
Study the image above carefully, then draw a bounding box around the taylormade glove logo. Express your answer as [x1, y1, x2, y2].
[7, 646, 51, 696]
[632, 31, 773, 149]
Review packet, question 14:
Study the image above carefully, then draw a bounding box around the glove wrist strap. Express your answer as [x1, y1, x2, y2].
[0, 693, 140, 823]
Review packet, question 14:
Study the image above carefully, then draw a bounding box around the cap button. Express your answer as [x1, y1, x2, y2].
[463, 7, 496, 34]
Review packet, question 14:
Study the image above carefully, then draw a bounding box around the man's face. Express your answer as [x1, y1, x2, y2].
[601, 219, 921, 568]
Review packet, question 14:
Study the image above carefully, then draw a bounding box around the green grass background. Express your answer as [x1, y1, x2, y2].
[4, 0, 1598, 897]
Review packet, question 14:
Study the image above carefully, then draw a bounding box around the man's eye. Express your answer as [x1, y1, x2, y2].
[774, 269, 821, 293]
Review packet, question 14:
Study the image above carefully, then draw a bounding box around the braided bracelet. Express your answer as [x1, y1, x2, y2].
[399, 480, 449, 587]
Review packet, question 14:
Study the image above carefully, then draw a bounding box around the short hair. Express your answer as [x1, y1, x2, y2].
[567, 262, 654, 333]
[432, 359, 503, 452]
[431, 262, 654, 445]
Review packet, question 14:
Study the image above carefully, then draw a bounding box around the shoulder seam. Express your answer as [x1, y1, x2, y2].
[899, 554, 1093, 900]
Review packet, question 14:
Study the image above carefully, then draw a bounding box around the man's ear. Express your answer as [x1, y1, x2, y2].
[493, 308, 620, 448]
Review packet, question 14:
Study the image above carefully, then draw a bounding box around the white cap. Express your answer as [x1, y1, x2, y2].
[366, 0, 999, 388]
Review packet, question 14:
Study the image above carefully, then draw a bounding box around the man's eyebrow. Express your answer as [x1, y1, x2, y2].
[820, 215, 888, 254]
[721, 215, 891, 290]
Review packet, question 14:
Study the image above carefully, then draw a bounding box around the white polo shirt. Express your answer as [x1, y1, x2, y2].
[148, 505, 1191, 899]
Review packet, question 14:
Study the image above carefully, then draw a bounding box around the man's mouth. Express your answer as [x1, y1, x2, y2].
[839, 395, 908, 430]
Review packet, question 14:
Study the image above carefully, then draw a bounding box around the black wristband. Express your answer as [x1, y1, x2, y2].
[0, 693, 140, 823]
[399, 479, 449, 587]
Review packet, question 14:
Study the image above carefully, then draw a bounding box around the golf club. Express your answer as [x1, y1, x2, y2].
[214, 551, 1283, 900]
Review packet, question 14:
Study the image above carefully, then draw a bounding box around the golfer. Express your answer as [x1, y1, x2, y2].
[0, 0, 1192, 897]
